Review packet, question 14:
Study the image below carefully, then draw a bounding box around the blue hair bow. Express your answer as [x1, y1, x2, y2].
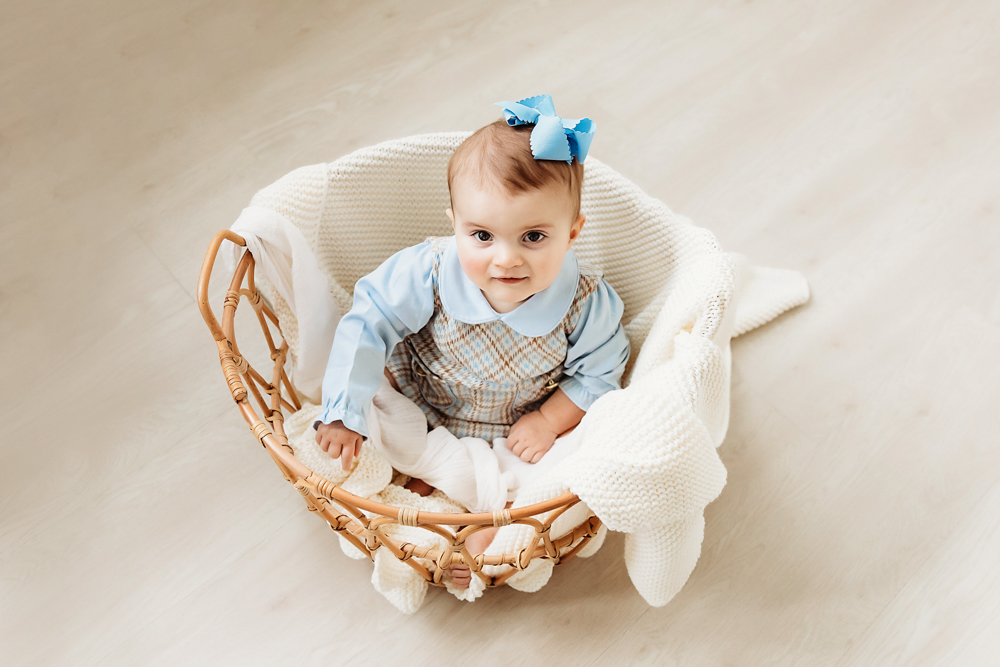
[495, 94, 596, 164]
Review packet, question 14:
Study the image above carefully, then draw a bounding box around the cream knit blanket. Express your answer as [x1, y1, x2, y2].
[224, 133, 809, 612]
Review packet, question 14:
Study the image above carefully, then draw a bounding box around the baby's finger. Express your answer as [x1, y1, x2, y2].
[353, 438, 363, 462]
[530, 451, 543, 464]
[345, 437, 363, 471]
[519, 445, 536, 462]
[327, 441, 342, 461]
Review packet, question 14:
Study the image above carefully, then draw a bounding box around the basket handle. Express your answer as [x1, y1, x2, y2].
[197, 229, 247, 341]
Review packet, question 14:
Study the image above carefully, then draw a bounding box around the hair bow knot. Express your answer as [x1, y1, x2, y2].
[494, 94, 595, 164]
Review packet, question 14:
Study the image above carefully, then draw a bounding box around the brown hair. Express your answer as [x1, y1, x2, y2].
[447, 120, 585, 218]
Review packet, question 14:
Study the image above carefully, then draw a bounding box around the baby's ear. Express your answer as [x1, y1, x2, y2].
[445, 207, 456, 229]
[569, 213, 586, 244]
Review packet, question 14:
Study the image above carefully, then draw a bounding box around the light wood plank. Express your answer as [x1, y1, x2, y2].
[835, 477, 1000, 665]
[3, 0, 999, 664]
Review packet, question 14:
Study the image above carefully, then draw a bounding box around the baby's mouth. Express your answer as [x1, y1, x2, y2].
[494, 276, 527, 284]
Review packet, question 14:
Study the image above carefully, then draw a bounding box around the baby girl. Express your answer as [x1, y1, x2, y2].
[314, 95, 629, 587]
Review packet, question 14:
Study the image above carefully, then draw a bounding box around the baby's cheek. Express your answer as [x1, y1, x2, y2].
[456, 248, 486, 282]
[533, 252, 562, 284]
[468, 259, 491, 284]
[473, 254, 492, 275]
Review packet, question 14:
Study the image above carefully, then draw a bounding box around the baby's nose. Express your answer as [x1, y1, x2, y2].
[494, 245, 522, 267]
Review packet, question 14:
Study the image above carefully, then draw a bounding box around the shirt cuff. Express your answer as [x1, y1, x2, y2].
[314, 401, 370, 439]
[558, 376, 605, 412]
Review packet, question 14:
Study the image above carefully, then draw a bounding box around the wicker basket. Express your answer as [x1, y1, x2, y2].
[194, 132, 735, 595]
[196, 229, 603, 589]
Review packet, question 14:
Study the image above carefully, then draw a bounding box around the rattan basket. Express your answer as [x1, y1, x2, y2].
[193, 129, 740, 599]
[197, 229, 603, 589]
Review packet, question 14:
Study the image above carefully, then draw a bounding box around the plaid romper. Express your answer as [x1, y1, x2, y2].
[385, 236, 603, 439]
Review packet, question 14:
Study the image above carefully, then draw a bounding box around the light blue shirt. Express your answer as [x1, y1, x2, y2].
[316, 237, 630, 437]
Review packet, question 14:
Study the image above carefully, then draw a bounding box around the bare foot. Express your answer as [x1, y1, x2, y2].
[404, 477, 434, 496]
[452, 527, 499, 589]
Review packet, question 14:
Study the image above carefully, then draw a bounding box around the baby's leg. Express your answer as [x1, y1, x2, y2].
[385, 368, 438, 496]
[404, 477, 435, 496]
[451, 528, 498, 589]
[451, 502, 510, 589]
[370, 372, 427, 471]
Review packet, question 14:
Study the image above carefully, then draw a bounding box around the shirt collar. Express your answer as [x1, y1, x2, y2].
[438, 235, 580, 337]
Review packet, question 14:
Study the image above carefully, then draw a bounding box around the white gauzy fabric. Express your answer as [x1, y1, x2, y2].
[223, 205, 340, 403]
[365, 376, 513, 514]
[493, 429, 586, 501]
[229, 133, 811, 613]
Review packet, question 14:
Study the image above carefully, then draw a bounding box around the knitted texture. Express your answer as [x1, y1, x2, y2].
[729, 253, 811, 337]
[243, 132, 809, 611]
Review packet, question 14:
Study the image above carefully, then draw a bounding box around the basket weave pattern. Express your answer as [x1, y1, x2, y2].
[197, 230, 603, 588]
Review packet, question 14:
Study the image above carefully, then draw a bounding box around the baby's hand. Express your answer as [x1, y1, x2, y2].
[315, 420, 363, 472]
[506, 411, 560, 463]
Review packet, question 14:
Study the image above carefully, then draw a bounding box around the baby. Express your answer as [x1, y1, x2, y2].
[314, 95, 630, 587]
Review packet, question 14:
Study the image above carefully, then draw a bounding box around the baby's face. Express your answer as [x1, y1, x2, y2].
[447, 176, 585, 314]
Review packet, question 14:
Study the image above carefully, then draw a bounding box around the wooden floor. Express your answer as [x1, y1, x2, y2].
[3, 1, 999, 664]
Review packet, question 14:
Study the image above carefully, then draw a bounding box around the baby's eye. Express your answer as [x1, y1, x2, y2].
[474, 230, 492, 242]
[524, 231, 545, 243]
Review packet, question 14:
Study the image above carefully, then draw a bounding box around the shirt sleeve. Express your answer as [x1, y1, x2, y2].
[559, 278, 631, 411]
[314, 241, 436, 437]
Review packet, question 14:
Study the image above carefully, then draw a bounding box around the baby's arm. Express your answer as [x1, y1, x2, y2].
[507, 277, 630, 463]
[314, 242, 436, 468]
[506, 388, 585, 463]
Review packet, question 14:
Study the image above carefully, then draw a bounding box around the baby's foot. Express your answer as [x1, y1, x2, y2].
[451, 527, 499, 589]
[404, 477, 434, 496]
